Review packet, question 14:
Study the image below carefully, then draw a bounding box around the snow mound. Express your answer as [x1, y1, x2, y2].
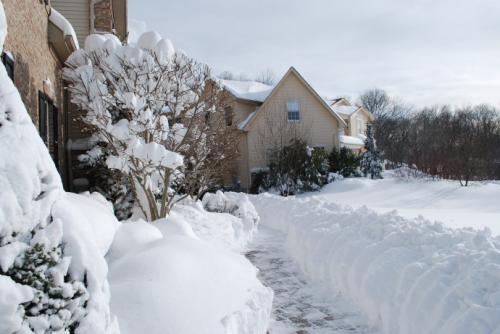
[49, 8, 79, 49]
[251, 193, 500, 334]
[108, 202, 273, 334]
[0, 2, 119, 331]
[202, 191, 260, 248]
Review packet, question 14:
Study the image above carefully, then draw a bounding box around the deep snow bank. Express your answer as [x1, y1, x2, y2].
[251, 194, 500, 334]
[311, 169, 500, 234]
[107, 195, 272, 334]
[0, 2, 119, 331]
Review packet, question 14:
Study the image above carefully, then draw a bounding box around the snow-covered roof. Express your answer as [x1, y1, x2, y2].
[333, 105, 361, 117]
[340, 135, 364, 148]
[220, 79, 274, 103]
[49, 8, 79, 49]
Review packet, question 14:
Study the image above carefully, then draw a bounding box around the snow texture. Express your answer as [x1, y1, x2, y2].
[340, 135, 365, 148]
[0, 3, 118, 331]
[108, 194, 272, 334]
[220, 79, 273, 103]
[251, 193, 500, 334]
[247, 227, 379, 333]
[49, 8, 80, 49]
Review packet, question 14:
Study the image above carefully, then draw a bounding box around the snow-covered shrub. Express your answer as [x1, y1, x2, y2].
[64, 32, 238, 220]
[329, 147, 361, 177]
[268, 139, 330, 196]
[0, 4, 118, 332]
[361, 125, 383, 179]
[203, 191, 259, 227]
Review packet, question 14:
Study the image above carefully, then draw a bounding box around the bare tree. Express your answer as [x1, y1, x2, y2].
[255, 68, 276, 86]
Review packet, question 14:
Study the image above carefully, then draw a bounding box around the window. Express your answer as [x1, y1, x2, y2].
[39, 92, 59, 168]
[224, 106, 233, 126]
[287, 100, 300, 122]
[2, 52, 14, 81]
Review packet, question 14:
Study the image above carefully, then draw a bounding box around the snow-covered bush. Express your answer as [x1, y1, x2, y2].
[268, 139, 330, 196]
[202, 191, 260, 245]
[361, 125, 383, 179]
[329, 147, 361, 177]
[0, 4, 118, 332]
[64, 32, 238, 221]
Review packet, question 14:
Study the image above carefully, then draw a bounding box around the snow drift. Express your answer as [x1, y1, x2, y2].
[252, 194, 500, 334]
[0, 3, 119, 332]
[108, 195, 273, 334]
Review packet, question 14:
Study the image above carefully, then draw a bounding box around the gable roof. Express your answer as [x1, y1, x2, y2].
[220, 79, 273, 103]
[330, 99, 375, 122]
[241, 67, 347, 131]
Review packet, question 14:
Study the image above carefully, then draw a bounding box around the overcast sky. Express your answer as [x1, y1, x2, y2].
[128, 0, 500, 108]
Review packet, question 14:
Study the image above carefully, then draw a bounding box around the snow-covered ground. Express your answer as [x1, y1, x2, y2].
[251, 184, 500, 334]
[107, 194, 273, 334]
[306, 170, 500, 235]
[247, 227, 379, 333]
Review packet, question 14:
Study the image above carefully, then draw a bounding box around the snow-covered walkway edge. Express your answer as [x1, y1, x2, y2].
[251, 194, 500, 334]
[107, 192, 273, 334]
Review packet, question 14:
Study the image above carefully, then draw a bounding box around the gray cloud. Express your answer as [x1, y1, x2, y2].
[129, 0, 500, 107]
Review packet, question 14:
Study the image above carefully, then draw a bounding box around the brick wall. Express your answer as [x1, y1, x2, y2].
[93, 0, 114, 33]
[3, 0, 62, 122]
[3, 0, 67, 185]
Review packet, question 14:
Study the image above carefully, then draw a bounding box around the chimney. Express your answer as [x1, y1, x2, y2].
[92, 0, 114, 33]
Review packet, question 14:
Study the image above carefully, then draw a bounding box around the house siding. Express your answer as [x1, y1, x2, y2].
[51, 0, 91, 47]
[240, 72, 340, 189]
[349, 109, 371, 137]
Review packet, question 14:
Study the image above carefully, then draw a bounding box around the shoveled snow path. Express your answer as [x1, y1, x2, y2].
[246, 227, 379, 334]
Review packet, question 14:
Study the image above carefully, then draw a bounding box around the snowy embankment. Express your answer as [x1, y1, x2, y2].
[107, 191, 273, 334]
[251, 193, 500, 334]
[309, 170, 500, 234]
[0, 3, 119, 331]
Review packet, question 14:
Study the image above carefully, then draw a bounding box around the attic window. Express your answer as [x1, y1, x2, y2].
[224, 106, 233, 126]
[287, 100, 300, 122]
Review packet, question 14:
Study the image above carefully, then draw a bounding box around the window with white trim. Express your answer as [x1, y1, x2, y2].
[287, 100, 300, 122]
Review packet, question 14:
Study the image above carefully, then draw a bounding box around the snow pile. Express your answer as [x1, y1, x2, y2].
[49, 8, 80, 49]
[203, 191, 260, 242]
[0, 2, 118, 332]
[108, 199, 272, 334]
[252, 194, 500, 334]
[219, 79, 273, 103]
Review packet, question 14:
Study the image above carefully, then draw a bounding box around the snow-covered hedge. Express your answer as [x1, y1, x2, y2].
[107, 196, 272, 334]
[252, 194, 500, 334]
[202, 191, 259, 249]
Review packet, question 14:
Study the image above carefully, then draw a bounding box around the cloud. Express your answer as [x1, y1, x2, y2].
[129, 0, 500, 107]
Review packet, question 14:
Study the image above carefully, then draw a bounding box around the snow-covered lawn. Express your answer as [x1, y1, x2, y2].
[306, 170, 500, 234]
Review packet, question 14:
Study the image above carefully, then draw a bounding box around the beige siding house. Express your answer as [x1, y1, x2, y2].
[221, 67, 348, 190]
[330, 98, 375, 151]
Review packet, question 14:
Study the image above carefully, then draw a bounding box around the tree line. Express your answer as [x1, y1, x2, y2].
[360, 89, 500, 185]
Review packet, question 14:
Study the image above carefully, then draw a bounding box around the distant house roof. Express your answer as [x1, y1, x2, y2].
[237, 67, 347, 131]
[219, 79, 274, 103]
[333, 105, 361, 117]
